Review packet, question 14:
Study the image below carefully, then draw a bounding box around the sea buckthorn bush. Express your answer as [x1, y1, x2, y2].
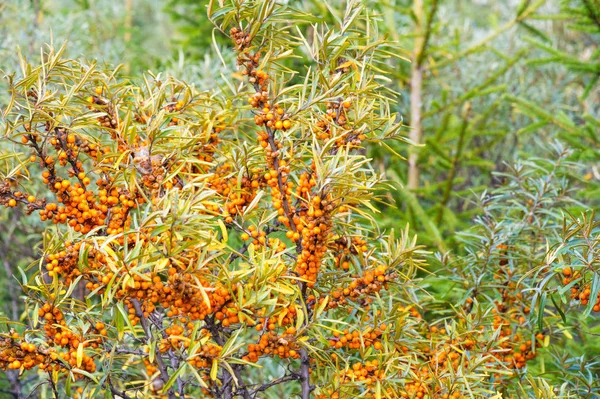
[0, 1, 599, 399]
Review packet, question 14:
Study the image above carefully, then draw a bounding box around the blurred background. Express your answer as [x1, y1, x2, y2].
[0, 0, 598, 392]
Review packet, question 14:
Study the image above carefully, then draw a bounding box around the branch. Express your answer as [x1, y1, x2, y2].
[250, 374, 299, 397]
[131, 299, 176, 399]
[299, 349, 312, 399]
[108, 378, 134, 399]
[48, 372, 59, 399]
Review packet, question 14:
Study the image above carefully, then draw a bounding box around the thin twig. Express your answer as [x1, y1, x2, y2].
[131, 299, 176, 399]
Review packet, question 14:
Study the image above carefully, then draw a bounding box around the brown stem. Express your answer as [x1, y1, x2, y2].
[407, 0, 438, 190]
[47, 372, 59, 399]
[299, 349, 312, 399]
[266, 125, 301, 255]
[108, 378, 134, 399]
[250, 374, 299, 397]
[407, 62, 423, 190]
[205, 317, 250, 399]
[131, 299, 176, 399]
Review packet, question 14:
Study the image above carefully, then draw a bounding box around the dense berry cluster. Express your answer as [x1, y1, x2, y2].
[0, 332, 57, 371]
[561, 267, 600, 311]
[329, 265, 394, 308]
[120, 270, 235, 325]
[244, 327, 300, 362]
[328, 325, 386, 351]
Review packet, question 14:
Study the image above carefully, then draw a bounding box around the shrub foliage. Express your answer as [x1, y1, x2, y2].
[0, 1, 599, 399]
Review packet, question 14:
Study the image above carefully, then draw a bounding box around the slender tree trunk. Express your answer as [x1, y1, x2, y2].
[408, 63, 423, 190]
[408, 0, 438, 190]
[407, 0, 425, 190]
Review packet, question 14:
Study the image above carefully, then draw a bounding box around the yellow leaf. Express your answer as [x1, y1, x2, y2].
[198, 284, 212, 312]
[210, 359, 219, 381]
[155, 258, 170, 272]
[278, 309, 288, 326]
[76, 342, 83, 368]
[561, 329, 573, 340]
[337, 61, 354, 69]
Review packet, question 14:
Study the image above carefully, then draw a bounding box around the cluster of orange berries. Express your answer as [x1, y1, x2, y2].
[236, 42, 270, 110]
[313, 100, 352, 141]
[254, 103, 292, 131]
[256, 131, 285, 169]
[188, 342, 222, 369]
[264, 164, 295, 223]
[295, 195, 333, 285]
[75, 136, 105, 161]
[57, 346, 97, 375]
[136, 150, 171, 193]
[425, 327, 475, 371]
[332, 236, 368, 255]
[400, 367, 466, 399]
[144, 358, 158, 377]
[44, 241, 90, 281]
[329, 265, 394, 308]
[254, 305, 298, 332]
[562, 267, 600, 311]
[332, 236, 367, 271]
[507, 336, 543, 369]
[160, 323, 187, 352]
[486, 313, 544, 371]
[0, 184, 45, 214]
[0, 332, 57, 371]
[206, 164, 265, 223]
[87, 89, 119, 132]
[458, 245, 546, 373]
[39, 179, 110, 234]
[243, 327, 299, 363]
[338, 359, 384, 386]
[104, 189, 138, 236]
[118, 270, 234, 327]
[166, 97, 186, 113]
[328, 325, 386, 351]
[38, 303, 98, 374]
[230, 27, 252, 51]
[187, 330, 222, 369]
[85, 269, 113, 293]
[488, 309, 540, 370]
[240, 225, 287, 252]
[214, 302, 242, 328]
[47, 129, 90, 179]
[248, 68, 268, 90]
[247, 89, 270, 110]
